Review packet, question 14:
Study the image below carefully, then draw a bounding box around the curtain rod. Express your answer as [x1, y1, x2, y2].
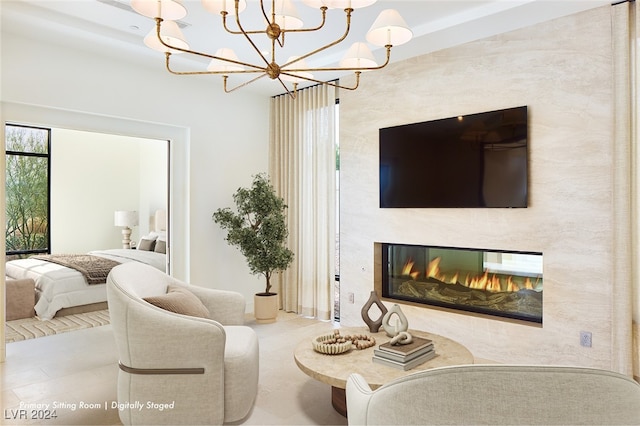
[271, 79, 340, 99]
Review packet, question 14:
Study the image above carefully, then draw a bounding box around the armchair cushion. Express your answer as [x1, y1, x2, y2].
[186, 285, 246, 325]
[143, 284, 210, 318]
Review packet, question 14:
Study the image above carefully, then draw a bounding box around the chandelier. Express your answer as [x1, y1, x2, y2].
[130, 0, 413, 97]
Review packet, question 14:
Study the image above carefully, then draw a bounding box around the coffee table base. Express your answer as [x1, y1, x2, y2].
[331, 386, 347, 417]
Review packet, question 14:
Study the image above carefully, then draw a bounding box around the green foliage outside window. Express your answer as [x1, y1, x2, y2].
[5, 125, 50, 257]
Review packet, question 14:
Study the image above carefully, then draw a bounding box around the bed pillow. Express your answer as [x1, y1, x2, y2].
[138, 238, 156, 251]
[154, 239, 166, 254]
[143, 285, 210, 319]
[138, 232, 159, 249]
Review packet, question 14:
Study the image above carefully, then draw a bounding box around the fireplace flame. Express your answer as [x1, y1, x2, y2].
[401, 259, 420, 280]
[400, 257, 537, 293]
[426, 257, 441, 278]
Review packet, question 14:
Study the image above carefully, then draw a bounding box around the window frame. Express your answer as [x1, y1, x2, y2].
[5, 123, 52, 258]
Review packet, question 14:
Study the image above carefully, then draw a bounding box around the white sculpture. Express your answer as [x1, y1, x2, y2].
[381, 303, 409, 337]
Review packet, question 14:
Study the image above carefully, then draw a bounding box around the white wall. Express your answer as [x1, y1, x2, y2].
[138, 138, 169, 236]
[1, 29, 270, 308]
[51, 128, 168, 253]
[339, 6, 630, 372]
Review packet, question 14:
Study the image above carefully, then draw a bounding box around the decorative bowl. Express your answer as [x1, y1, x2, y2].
[312, 333, 353, 355]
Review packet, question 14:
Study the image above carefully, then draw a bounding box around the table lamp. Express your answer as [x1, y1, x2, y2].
[114, 210, 139, 249]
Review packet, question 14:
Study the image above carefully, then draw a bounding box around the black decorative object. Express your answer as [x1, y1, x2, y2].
[361, 291, 388, 333]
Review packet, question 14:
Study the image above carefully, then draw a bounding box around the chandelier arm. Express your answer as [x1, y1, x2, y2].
[223, 0, 326, 36]
[233, 5, 271, 68]
[280, 7, 328, 34]
[168, 69, 268, 75]
[164, 53, 265, 75]
[144, 5, 397, 96]
[263, 0, 286, 49]
[156, 21, 264, 72]
[221, 11, 265, 35]
[275, 75, 291, 93]
[323, 72, 360, 91]
[273, 77, 298, 99]
[286, 45, 392, 73]
[278, 31, 285, 48]
[285, 84, 299, 99]
[223, 74, 268, 93]
[273, 32, 279, 61]
[262, 0, 272, 29]
[280, 71, 361, 91]
[280, 8, 353, 69]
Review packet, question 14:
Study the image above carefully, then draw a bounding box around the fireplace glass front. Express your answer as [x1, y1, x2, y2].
[380, 243, 543, 323]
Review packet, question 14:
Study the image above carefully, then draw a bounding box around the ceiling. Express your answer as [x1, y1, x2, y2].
[2, 0, 611, 96]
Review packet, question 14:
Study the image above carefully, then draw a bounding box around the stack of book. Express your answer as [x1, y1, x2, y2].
[372, 336, 436, 371]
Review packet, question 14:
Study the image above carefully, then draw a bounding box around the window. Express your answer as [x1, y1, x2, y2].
[5, 124, 51, 259]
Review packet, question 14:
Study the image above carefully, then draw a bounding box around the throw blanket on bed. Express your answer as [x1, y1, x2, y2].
[31, 254, 121, 285]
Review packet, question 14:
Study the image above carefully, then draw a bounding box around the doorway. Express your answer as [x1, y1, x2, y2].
[1, 103, 190, 362]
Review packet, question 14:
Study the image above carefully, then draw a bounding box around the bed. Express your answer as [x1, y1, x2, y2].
[5, 210, 167, 320]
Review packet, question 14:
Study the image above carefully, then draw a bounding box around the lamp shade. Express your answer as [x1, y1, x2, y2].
[131, 0, 187, 20]
[202, 0, 247, 16]
[366, 9, 413, 47]
[301, 0, 326, 8]
[323, 0, 376, 9]
[273, 0, 303, 30]
[114, 211, 139, 228]
[207, 48, 244, 73]
[339, 42, 377, 68]
[144, 20, 189, 53]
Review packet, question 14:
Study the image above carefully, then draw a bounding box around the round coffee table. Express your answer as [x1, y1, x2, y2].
[294, 327, 474, 416]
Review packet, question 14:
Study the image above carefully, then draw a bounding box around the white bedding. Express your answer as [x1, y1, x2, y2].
[5, 249, 166, 320]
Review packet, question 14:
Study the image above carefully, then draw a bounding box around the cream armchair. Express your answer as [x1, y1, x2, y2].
[346, 364, 640, 425]
[106, 262, 259, 425]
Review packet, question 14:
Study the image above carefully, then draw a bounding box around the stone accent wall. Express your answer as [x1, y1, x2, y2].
[338, 6, 630, 369]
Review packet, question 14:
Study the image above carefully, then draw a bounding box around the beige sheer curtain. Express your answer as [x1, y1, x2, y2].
[612, 0, 638, 378]
[269, 84, 337, 320]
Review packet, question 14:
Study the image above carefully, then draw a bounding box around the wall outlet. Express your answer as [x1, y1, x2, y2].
[580, 331, 592, 348]
[348, 292, 355, 304]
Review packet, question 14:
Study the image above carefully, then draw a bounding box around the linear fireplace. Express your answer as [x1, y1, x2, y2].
[375, 243, 543, 324]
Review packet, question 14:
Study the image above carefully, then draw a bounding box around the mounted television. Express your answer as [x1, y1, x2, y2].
[379, 106, 528, 208]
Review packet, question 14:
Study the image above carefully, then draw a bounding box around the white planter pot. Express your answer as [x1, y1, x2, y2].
[254, 293, 278, 324]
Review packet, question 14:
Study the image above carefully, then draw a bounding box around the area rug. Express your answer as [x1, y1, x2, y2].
[5, 309, 110, 343]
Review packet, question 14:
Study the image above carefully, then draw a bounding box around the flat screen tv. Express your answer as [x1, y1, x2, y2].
[379, 106, 528, 208]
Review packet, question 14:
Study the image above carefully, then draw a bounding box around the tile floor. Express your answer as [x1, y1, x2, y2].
[1, 312, 348, 425]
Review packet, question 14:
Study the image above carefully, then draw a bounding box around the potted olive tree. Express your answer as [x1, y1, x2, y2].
[213, 173, 294, 323]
